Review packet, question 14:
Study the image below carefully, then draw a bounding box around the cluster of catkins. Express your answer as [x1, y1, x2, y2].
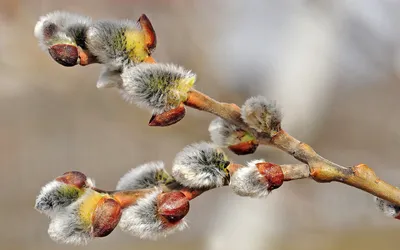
[35, 161, 188, 245]
[35, 142, 285, 245]
[34, 11, 399, 245]
[34, 11, 195, 124]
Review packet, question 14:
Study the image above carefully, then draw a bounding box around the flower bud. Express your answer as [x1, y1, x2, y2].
[119, 189, 188, 240]
[208, 117, 258, 155]
[55, 171, 92, 188]
[116, 161, 173, 190]
[120, 63, 196, 114]
[172, 142, 230, 189]
[86, 15, 156, 69]
[48, 190, 122, 245]
[241, 96, 282, 136]
[34, 11, 91, 66]
[48, 44, 79, 67]
[256, 162, 284, 190]
[157, 191, 190, 226]
[35, 171, 94, 217]
[230, 160, 284, 198]
[374, 197, 400, 220]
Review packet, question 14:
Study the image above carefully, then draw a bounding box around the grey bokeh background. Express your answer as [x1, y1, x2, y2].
[1, 0, 400, 249]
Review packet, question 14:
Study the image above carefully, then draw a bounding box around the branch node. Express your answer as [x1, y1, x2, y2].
[352, 164, 377, 179]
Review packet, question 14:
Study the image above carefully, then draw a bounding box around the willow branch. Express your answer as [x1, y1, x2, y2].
[184, 89, 400, 206]
[96, 163, 309, 209]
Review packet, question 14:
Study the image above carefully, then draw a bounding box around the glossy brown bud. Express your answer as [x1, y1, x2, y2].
[228, 140, 259, 155]
[256, 162, 284, 191]
[148, 104, 186, 127]
[138, 14, 157, 53]
[48, 44, 78, 67]
[92, 197, 122, 237]
[56, 171, 87, 188]
[157, 191, 189, 225]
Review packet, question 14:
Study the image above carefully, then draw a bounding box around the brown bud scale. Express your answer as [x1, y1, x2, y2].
[228, 140, 258, 155]
[48, 44, 78, 67]
[256, 162, 284, 191]
[157, 191, 189, 225]
[148, 104, 186, 127]
[91, 197, 122, 238]
[56, 171, 87, 188]
[138, 14, 157, 53]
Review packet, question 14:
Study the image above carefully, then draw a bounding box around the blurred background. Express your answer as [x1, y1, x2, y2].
[1, 0, 400, 249]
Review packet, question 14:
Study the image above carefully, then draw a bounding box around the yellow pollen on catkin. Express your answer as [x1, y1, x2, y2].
[174, 75, 196, 103]
[124, 30, 149, 63]
[181, 76, 196, 90]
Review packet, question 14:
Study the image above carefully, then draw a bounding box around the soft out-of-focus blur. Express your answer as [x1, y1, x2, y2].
[1, 0, 400, 249]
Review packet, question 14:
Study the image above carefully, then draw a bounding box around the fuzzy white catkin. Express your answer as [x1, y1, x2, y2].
[230, 159, 270, 198]
[116, 161, 166, 190]
[35, 178, 95, 218]
[85, 20, 140, 69]
[35, 181, 79, 217]
[47, 189, 96, 245]
[241, 96, 282, 133]
[120, 63, 196, 114]
[119, 189, 187, 240]
[172, 142, 228, 189]
[374, 196, 400, 218]
[34, 11, 92, 50]
[208, 117, 242, 147]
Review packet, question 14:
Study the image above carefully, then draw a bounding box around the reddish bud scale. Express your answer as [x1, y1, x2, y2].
[395, 213, 400, 220]
[78, 48, 98, 66]
[48, 44, 78, 67]
[256, 163, 284, 191]
[56, 171, 87, 188]
[91, 197, 122, 237]
[148, 104, 186, 127]
[138, 14, 157, 53]
[228, 140, 258, 155]
[144, 56, 156, 64]
[157, 191, 189, 225]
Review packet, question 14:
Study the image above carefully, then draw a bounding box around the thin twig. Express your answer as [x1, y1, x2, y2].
[281, 164, 310, 181]
[184, 89, 400, 206]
